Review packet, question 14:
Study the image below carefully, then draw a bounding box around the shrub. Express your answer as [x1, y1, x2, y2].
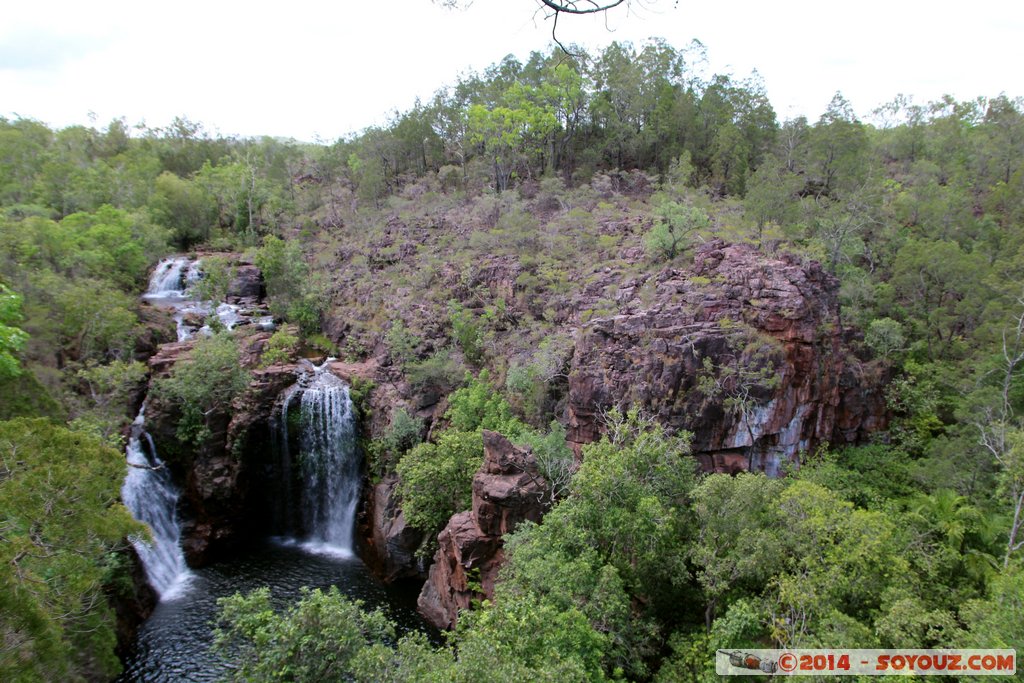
[259, 328, 299, 367]
[407, 348, 464, 394]
[446, 370, 525, 436]
[645, 201, 710, 262]
[152, 331, 251, 447]
[396, 430, 484, 546]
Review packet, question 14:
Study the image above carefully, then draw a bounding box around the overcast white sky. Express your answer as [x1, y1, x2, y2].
[2, 0, 1021, 141]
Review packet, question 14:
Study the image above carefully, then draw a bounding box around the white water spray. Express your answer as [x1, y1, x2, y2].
[121, 407, 191, 599]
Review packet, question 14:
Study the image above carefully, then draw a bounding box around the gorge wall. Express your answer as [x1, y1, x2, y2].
[134, 241, 889, 629]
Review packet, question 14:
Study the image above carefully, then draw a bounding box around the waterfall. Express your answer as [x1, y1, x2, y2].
[145, 256, 195, 298]
[121, 407, 191, 599]
[276, 361, 360, 556]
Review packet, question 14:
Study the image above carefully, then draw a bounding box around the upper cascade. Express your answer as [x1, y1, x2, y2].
[142, 254, 272, 341]
[145, 256, 201, 299]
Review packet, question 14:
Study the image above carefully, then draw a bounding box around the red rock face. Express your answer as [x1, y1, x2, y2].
[361, 476, 426, 583]
[146, 363, 297, 566]
[567, 240, 888, 474]
[417, 431, 546, 629]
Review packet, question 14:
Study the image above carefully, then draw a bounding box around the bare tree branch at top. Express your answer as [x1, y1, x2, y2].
[434, 1, 673, 55]
[537, 0, 627, 14]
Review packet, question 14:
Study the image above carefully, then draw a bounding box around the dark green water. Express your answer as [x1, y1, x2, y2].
[116, 540, 428, 682]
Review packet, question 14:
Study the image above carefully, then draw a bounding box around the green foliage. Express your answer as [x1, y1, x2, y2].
[0, 283, 28, 379]
[396, 429, 484, 546]
[150, 171, 216, 248]
[960, 564, 1024, 650]
[253, 235, 327, 336]
[68, 359, 147, 444]
[0, 418, 142, 682]
[0, 369, 61, 421]
[259, 327, 299, 367]
[445, 370, 524, 436]
[54, 279, 141, 362]
[385, 320, 421, 366]
[450, 593, 609, 682]
[690, 473, 785, 627]
[514, 421, 576, 503]
[215, 585, 611, 682]
[447, 301, 485, 364]
[3, 50, 1024, 681]
[368, 406, 425, 479]
[500, 408, 696, 678]
[865, 316, 905, 360]
[152, 331, 251, 447]
[504, 334, 571, 424]
[214, 586, 395, 682]
[191, 254, 234, 303]
[645, 201, 710, 262]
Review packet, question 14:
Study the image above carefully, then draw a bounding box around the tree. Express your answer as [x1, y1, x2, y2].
[467, 97, 557, 192]
[645, 201, 709, 261]
[0, 418, 142, 682]
[396, 429, 485, 547]
[807, 92, 869, 196]
[768, 481, 901, 649]
[214, 586, 395, 683]
[215, 584, 610, 682]
[690, 473, 785, 630]
[743, 153, 801, 241]
[69, 359, 148, 445]
[253, 235, 327, 335]
[149, 171, 216, 248]
[500, 408, 697, 678]
[152, 331, 251, 447]
[973, 299, 1024, 566]
[0, 283, 28, 379]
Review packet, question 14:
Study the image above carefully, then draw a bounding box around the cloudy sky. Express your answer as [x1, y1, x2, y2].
[2, 0, 1021, 141]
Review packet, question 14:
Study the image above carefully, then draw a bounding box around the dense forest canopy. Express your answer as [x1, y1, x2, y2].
[1, 38, 1023, 681]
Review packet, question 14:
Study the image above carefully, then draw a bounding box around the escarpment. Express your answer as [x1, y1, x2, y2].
[136, 240, 889, 630]
[567, 240, 888, 474]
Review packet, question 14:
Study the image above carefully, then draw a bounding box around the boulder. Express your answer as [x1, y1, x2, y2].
[227, 263, 264, 301]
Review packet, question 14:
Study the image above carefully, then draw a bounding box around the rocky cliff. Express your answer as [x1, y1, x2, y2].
[145, 334, 297, 565]
[417, 431, 546, 629]
[567, 240, 887, 474]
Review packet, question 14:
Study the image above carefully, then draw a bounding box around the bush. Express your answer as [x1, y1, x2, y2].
[0, 418, 142, 682]
[645, 201, 710, 262]
[153, 331, 251, 447]
[446, 370, 524, 436]
[406, 348, 464, 394]
[259, 328, 299, 367]
[865, 317, 905, 360]
[368, 407, 425, 479]
[385, 320, 420, 366]
[396, 430, 484, 545]
[448, 301, 485, 364]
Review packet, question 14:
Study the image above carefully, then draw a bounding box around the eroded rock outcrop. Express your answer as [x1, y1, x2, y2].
[417, 431, 546, 629]
[145, 355, 297, 565]
[567, 240, 888, 474]
[363, 475, 425, 582]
